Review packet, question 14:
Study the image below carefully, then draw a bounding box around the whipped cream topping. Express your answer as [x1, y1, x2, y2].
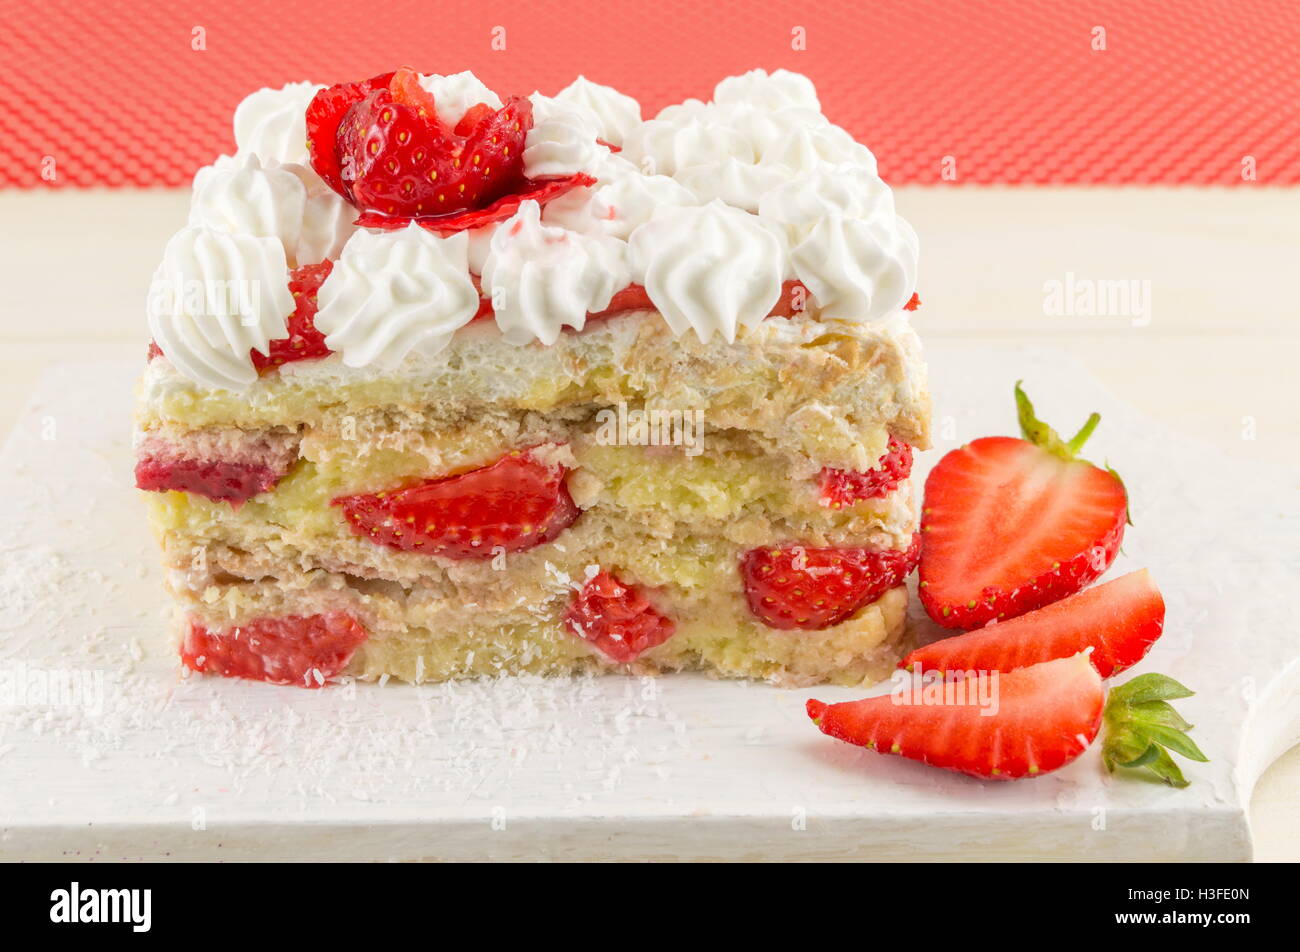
[542, 156, 698, 240]
[481, 200, 629, 345]
[758, 164, 895, 238]
[315, 224, 480, 368]
[524, 95, 602, 179]
[233, 82, 324, 167]
[189, 153, 356, 268]
[147, 225, 293, 390]
[552, 76, 642, 147]
[417, 71, 503, 126]
[628, 200, 783, 343]
[791, 213, 920, 321]
[712, 68, 821, 112]
[154, 67, 922, 386]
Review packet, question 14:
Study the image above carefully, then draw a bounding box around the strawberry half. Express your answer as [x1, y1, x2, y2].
[333, 448, 580, 558]
[902, 569, 1165, 678]
[181, 612, 368, 688]
[819, 437, 913, 508]
[564, 570, 676, 663]
[251, 260, 333, 371]
[808, 653, 1105, 781]
[740, 535, 920, 630]
[918, 382, 1129, 629]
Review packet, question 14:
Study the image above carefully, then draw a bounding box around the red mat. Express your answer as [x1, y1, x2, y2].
[2, 0, 1297, 187]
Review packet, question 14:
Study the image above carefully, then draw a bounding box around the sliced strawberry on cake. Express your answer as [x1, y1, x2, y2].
[740, 535, 920, 630]
[307, 67, 594, 231]
[250, 260, 334, 371]
[819, 437, 914, 508]
[902, 569, 1165, 678]
[808, 653, 1106, 780]
[565, 570, 676, 663]
[333, 447, 580, 558]
[918, 382, 1129, 629]
[182, 612, 369, 688]
[134, 429, 300, 505]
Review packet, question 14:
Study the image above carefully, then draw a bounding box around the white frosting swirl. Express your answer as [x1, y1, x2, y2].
[627, 200, 782, 342]
[621, 115, 752, 178]
[762, 121, 878, 175]
[147, 225, 293, 390]
[232, 82, 323, 167]
[192, 153, 236, 193]
[542, 162, 698, 240]
[675, 158, 790, 212]
[552, 76, 642, 146]
[315, 225, 479, 368]
[713, 68, 821, 112]
[482, 201, 629, 345]
[417, 71, 502, 126]
[188, 154, 356, 267]
[758, 164, 895, 237]
[790, 213, 919, 322]
[524, 95, 600, 178]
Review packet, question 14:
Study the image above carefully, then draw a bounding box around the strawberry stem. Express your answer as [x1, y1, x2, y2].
[1102, 673, 1208, 788]
[1015, 380, 1097, 462]
[1066, 413, 1101, 455]
[1014, 381, 1132, 523]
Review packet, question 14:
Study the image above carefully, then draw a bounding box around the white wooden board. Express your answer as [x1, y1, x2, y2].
[0, 347, 1296, 861]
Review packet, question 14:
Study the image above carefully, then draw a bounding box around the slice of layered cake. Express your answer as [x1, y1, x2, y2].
[137, 67, 928, 688]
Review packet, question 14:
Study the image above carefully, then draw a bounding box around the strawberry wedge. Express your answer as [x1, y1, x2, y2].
[808, 653, 1105, 781]
[903, 570, 1165, 678]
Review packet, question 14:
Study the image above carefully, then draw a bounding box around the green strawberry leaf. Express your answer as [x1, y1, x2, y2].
[1102, 673, 1207, 788]
[1014, 381, 1101, 463]
[1109, 672, 1195, 705]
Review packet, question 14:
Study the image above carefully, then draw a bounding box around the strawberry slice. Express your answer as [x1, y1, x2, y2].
[564, 570, 676, 663]
[181, 612, 368, 687]
[902, 569, 1165, 678]
[918, 382, 1129, 629]
[904, 292, 921, 311]
[454, 103, 497, 136]
[740, 535, 920, 630]
[306, 71, 396, 199]
[135, 455, 287, 504]
[333, 449, 580, 558]
[819, 437, 913, 508]
[251, 260, 333, 371]
[808, 653, 1105, 780]
[331, 68, 532, 219]
[354, 171, 596, 234]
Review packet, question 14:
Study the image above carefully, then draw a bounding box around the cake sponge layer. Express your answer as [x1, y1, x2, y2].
[139, 310, 930, 473]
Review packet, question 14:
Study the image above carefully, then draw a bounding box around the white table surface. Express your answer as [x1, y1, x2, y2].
[0, 186, 1296, 860]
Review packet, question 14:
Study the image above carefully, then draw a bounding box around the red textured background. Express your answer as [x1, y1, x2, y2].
[2, 0, 1297, 188]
